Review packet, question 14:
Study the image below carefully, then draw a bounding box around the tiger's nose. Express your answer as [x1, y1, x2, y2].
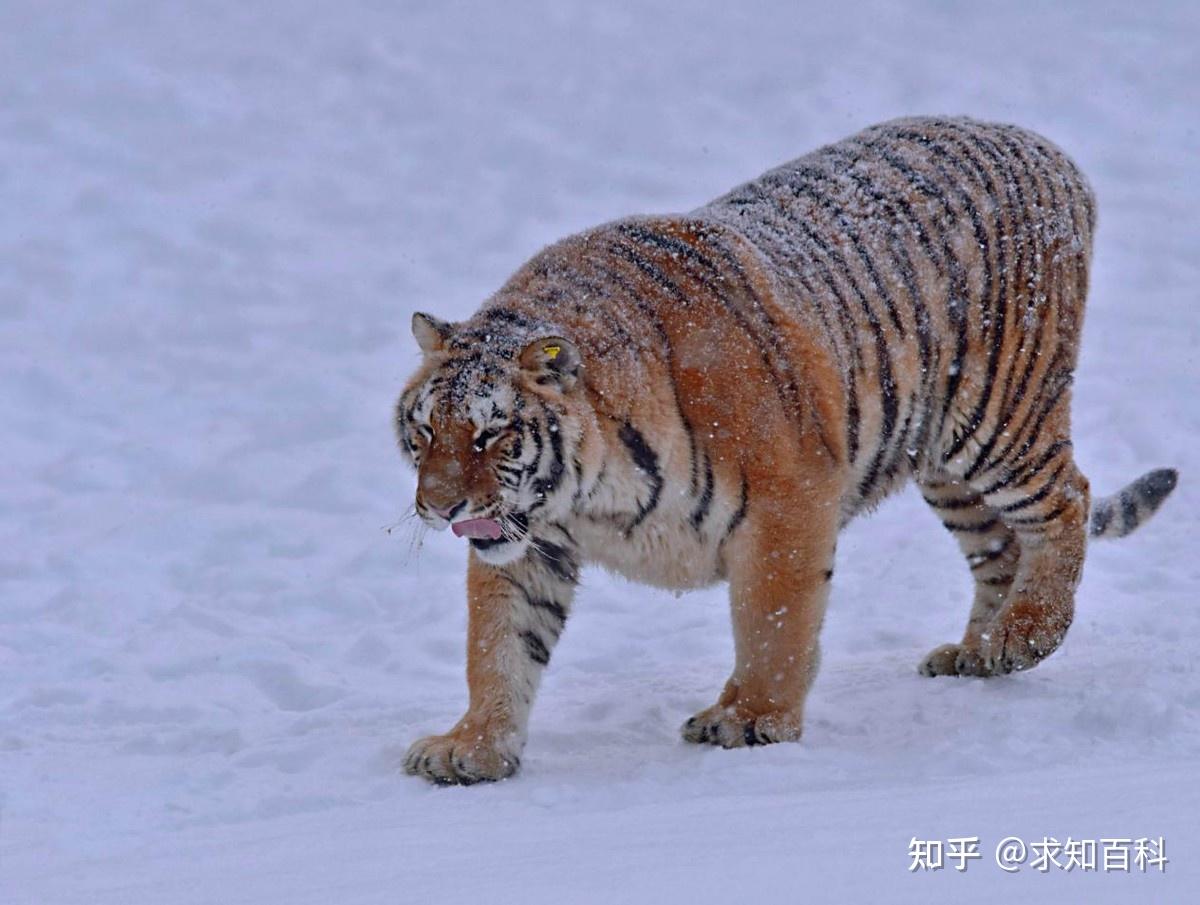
[428, 500, 468, 520]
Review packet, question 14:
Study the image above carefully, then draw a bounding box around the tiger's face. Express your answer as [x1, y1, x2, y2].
[396, 311, 588, 566]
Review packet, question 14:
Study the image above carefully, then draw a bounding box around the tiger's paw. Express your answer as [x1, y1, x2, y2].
[403, 727, 521, 785]
[681, 704, 802, 748]
[918, 642, 991, 677]
[979, 623, 1066, 674]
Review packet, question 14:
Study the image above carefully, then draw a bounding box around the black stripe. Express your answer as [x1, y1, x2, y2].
[922, 492, 979, 511]
[995, 463, 1065, 513]
[532, 539, 579, 584]
[530, 410, 566, 510]
[1006, 500, 1069, 529]
[584, 462, 608, 503]
[974, 347, 1071, 480]
[506, 417, 525, 461]
[862, 400, 914, 503]
[1001, 365, 1073, 471]
[846, 377, 861, 467]
[530, 599, 568, 636]
[722, 471, 750, 544]
[469, 535, 510, 552]
[570, 456, 586, 505]
[618, 422, 663, 531]
[969, 535, 1013, 569]
[498, 573, 569, 632]
[689, 454, 715, 531]
[526, 416, 543, 476]
[519, 630, 550, 666]
[977, 439, 1071, 497]
[481, 306, 536, 329]
[942, 517, 1001, 534]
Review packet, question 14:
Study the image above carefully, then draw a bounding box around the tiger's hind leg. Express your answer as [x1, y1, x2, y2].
[917, 473, 1022, 677]
[972, 455, 1090, 674]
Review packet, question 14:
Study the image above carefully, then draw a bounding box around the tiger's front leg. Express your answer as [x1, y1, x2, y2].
[405, 539, 577, 784]
[683, 478, 839, 748]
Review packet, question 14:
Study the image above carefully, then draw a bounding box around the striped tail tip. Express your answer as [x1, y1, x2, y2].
[1089, 467, 1179, 539]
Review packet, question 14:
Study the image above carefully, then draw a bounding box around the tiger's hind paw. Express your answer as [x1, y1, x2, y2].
[978, 622, 1066, 675]
[681, 704, 802, 748]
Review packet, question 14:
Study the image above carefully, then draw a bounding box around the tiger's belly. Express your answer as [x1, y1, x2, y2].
[571, 511, 727, 591]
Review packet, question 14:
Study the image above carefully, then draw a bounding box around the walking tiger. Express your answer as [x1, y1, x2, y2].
[395, 116, 1177, 784]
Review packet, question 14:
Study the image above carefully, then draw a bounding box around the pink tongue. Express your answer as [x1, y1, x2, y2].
[451, 518, 504, 540]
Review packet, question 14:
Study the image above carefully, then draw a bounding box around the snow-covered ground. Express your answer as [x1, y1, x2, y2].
[2, 1, 1198, 902]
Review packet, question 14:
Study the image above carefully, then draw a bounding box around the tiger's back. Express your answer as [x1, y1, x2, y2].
[703, 116, 1097, 520]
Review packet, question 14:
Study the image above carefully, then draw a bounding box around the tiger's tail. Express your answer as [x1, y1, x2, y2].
[1089, 468, 1179, 539]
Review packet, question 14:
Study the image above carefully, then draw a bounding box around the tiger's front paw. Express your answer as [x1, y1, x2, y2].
[681, 704, 803, 748]
[403, 727, 521, 785]
[918, 642, 991, 677]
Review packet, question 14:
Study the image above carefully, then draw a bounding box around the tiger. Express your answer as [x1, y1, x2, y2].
[395, 116, 1178, 785]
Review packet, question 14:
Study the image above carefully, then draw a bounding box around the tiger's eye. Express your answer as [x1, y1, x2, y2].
[473, 428, 500, 453]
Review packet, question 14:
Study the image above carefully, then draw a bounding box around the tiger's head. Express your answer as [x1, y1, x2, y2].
[395, 310, 593, 566]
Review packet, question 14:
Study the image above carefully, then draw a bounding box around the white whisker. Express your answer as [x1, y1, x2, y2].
[384, 504, 427, 563]
[383, 503, 418, 534]
[502, 517, 551, 558]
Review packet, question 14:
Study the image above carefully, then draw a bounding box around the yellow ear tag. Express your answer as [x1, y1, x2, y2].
[543, 345, 561, 360]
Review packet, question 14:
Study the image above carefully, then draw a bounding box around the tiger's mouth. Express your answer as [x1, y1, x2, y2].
[458, 511, 530, 554]
[451, 518, 503, 540]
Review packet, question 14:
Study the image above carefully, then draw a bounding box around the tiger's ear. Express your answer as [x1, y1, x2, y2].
[519, 336, 581, 391]
[412, 312, 454, 355]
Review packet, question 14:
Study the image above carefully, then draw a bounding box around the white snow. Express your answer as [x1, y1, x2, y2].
[2, 1, 1198, 903]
